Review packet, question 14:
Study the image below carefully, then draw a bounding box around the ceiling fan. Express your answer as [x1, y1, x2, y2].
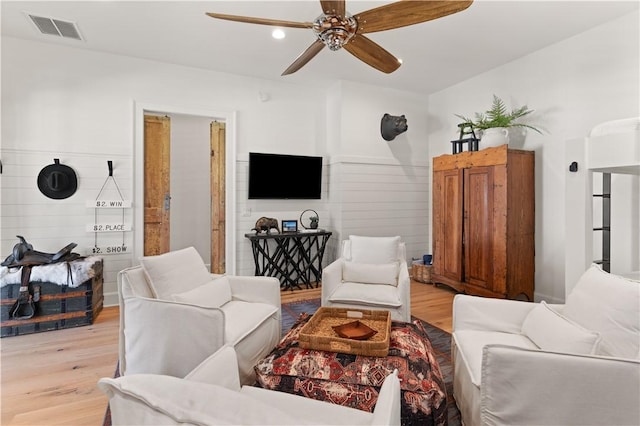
[206, 0, 473, 76]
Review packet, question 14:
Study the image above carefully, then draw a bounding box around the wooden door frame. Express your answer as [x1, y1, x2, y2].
[133, 101, 237, 274]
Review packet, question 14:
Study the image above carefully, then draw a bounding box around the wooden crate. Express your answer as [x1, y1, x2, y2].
[412, 263, 433, 283]
[299, 307, 391, 356]
[1, 259, 103, 337]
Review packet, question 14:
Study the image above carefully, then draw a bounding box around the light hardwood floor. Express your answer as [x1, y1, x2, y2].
[0, 280, 458, 425]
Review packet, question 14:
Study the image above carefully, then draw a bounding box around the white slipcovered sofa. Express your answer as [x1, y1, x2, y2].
[322, 235, 411, 322]
[117, 247, 281, 385]
[452, 264, 640, 426]
[99, 345, 402, 425]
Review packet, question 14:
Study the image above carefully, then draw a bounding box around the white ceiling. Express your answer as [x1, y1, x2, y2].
[2, 1, 638, 95]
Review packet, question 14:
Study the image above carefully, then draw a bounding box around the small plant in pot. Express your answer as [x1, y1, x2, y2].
[309, 216, 319, 229]
[455, 95, 542, 148]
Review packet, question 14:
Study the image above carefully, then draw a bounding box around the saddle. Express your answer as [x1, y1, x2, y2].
[2, 235, 82, 320]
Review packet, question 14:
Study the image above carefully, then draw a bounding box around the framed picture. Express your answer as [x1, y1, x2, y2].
[281, 219, 298, 233]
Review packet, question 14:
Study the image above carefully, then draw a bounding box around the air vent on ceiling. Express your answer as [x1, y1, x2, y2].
[28, 14, 83, 41]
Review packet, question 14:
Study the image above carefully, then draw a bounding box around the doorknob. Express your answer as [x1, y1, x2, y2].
[164, 193, 171, 211]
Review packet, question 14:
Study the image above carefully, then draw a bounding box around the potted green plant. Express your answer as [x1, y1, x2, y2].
[455, 95, 542, 148]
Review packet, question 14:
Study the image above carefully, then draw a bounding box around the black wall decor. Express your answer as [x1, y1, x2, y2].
[37, 159, 78, 200]
[381, 113, 408, 141]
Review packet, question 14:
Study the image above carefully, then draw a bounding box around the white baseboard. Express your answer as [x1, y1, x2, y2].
[103, 291, 119, 307]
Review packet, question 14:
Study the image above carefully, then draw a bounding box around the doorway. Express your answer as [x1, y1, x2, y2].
[134, 103, 236, 275]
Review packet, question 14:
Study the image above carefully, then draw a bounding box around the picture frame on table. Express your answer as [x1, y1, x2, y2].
[281, 220, 298, 233]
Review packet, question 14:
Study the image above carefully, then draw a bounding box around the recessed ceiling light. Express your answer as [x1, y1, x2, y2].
[272, 29, 285, 40]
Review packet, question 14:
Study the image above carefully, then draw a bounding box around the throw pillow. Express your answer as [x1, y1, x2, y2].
[521, 301, 601, 354]
[562, 264, 639, 359]
[342, 261, 399, 286]
[140, 247, 211, 299]
[349, 235, 401, 264]
[171, 276, 232, 309]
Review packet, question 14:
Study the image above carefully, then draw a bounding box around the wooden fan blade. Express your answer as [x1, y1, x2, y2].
[205, 12, 313, 29]
[343, 35, 401, 74]
[320, 0, 345, 17]
[282, 40, 326, 75]
[355, 0, 473, 34]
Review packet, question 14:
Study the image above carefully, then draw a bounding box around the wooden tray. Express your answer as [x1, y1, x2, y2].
[332, 320, 377, 340]
[299, 307, 391, 356]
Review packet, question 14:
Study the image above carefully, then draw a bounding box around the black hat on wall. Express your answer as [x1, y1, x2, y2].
[37, 159, 78, 199]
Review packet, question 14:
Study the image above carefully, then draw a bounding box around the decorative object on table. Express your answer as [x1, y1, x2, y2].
[206, 1, 473, 75]
[332, 320, 377, 340]
[281, 220, 298, 233]
[450, 122, 479, 154]
[251, 217, 279, 234]
[298, 307, 391, 356]
[380, 113, 408, 141]
[37, 158, 78, 199]
[299, 209, 319, 230]
[455, 94, 542, 149]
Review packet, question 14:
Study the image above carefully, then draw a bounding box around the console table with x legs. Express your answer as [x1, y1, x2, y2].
[244, 231, 332, 290]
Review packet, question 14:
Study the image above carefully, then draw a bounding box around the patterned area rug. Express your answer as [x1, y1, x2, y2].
[103, 298, 460, 426]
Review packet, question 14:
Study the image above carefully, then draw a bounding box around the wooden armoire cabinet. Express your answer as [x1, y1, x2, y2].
[432, 145, 535, 300]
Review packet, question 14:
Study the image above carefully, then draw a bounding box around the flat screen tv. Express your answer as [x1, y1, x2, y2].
[248, 152, 322, 199]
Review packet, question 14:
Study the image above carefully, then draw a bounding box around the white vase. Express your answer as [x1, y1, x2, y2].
[480, 127, 509, 149]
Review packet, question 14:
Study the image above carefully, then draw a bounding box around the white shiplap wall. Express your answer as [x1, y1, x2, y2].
[1, 149, 134, 305]
[329, 159, 430, 263]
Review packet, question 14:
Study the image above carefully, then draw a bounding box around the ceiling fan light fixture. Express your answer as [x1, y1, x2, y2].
[206, 0, 474, 75]
[319, 27, 349, 50]
[313, 13, 356, 51]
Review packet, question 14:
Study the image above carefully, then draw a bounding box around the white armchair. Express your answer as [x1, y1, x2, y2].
[117, 247, 281, 385]
[452, 264, 640, 426]
[99, 345, 402, 426]
[322, 236, 411, 322]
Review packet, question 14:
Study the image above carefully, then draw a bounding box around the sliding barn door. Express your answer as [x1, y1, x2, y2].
[143, 115, 171, 256]
[210, 121, 226, 273]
